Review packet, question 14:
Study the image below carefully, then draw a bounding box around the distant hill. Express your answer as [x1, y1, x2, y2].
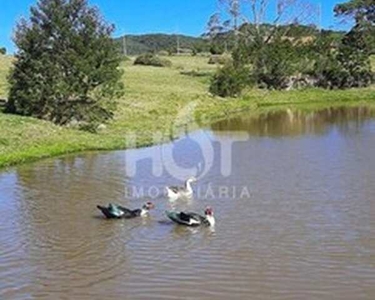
[115, 27, 345, 56]
[114, 34, 207, 55]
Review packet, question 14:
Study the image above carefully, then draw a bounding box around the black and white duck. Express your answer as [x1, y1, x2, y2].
[97, 202, 155, 219]
[166, 177, 197, 201]
[166, 207, 215, 227]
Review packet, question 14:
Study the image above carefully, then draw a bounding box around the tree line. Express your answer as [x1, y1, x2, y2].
[208, 0, 375, 97]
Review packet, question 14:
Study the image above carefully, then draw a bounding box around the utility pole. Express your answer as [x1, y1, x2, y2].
[176, 34, 180, 55]
[122, 35, 127, 56]
[175, 24, 181, 55]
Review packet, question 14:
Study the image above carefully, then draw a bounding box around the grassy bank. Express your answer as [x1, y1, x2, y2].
[1, 54, 375, 169]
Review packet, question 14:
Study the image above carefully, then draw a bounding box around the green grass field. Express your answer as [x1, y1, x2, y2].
[0, 55, 12, 97]
[1, 54, 375, 168]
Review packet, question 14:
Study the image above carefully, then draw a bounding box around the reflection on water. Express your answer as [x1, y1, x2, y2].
[1, 106, 375, 299]
[211, 106, 375, 137]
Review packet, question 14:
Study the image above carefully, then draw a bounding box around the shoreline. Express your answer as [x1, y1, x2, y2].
[1, 90, 375, 170]
[1, 56, 375, 170]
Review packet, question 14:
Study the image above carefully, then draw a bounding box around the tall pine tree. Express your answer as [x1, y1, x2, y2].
[6, 0, 124, 129]
[335, 0, 375, 54]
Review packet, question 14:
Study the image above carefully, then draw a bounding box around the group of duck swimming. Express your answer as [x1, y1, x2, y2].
[97, 177, 215, 227]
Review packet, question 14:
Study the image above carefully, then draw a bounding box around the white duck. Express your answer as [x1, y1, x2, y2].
[166, 177, 197, 201]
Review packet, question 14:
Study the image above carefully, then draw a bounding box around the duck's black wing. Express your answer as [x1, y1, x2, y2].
[166, 211, 204, 226]
[97, 205, 142, 219]
[184, 212, 206, 225]
[120, 208, 142, 219]
[116, 205, 140, 218]
[97, 205, 123, 219]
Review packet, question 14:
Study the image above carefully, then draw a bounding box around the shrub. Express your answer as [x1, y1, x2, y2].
[208, 54, 232, 65]
[0, 47, 6, 55]
[158, 50, 169, 56]
[6, 0, 124, 129]
[314, 60, 373, 89]
[209, 63, 250, 97]
[209, 44, 225, 55]
[134, 53, 172, 67]
[312, 43, 374, 89]
[302, 24, 374, 89]
[231, 36, 303, 90]
[252, 40, 298, 90]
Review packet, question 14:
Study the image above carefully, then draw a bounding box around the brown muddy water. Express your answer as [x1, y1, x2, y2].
[1, 106, 375, 300]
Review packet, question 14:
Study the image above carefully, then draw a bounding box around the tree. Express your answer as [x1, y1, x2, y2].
[311, 37, 373, 89]
[337, 0, 375, 52]
[205, 13, 226, 54]
[335, 0, 375, 23]
[209, 62, 250, 97]
[209, 0, 319, 93]
[6, 0, 124, 129]
[308, 1, 374, 88]
[0, 47, 6, 55]
[220, 0, 241, 43]
[205, 1, 242, 54]
[334, 0, 375, 54]
[206, 13, 224, 40]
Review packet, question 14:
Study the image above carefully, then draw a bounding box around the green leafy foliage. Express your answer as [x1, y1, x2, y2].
[6, 0, 124, 130]
[0, 48, 6, 55]
[335, 0, 375, 54]
[334, 0, 375, 22]
[309, 1, 375, 88]
[134, 53, 172, 67]
[252, 39, 300, 90]
[312, 41, 373, 89]
[211, 0, 375, 96]
[209, 62, 250, 97]
[231, 29, 310, 90]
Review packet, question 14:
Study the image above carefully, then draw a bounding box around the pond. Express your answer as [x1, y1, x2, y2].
[1, 106, 375, 299]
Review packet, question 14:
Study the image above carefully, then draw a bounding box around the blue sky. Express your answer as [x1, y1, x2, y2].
[1, 0, 351, 53]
